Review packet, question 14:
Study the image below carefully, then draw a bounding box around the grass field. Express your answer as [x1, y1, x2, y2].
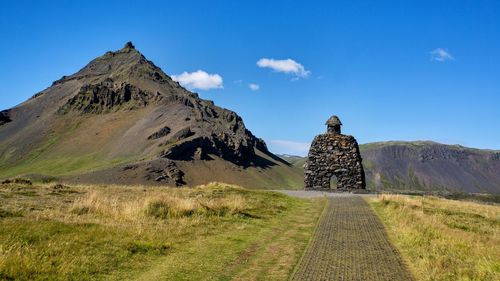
[2, 180, 499, 281]
[0, 181, 325, 281]
[368, 195, 500, 281]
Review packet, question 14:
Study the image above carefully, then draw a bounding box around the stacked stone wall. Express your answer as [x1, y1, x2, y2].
[304, 133, 365, 190]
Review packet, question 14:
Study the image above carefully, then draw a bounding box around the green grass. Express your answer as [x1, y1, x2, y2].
[0, 117, 134, 179]
[0, 220, 162, 280]
[24, 135, 60, 162]
[0, 153, 132, 178]
[0, 182, 324, 280]
[368, 195, 500, 281]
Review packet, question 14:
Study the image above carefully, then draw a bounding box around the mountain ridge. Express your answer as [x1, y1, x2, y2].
[279, 141, 500, 194]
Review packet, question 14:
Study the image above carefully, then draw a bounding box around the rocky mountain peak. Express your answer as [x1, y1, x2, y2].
[67, 45, 275, 164]
[123, 41, 135, 49]
[0, 43, 296, 188]
[51, 42, 168, 87]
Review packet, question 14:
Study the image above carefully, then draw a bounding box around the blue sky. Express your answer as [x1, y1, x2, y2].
[1, 0, 499, 156]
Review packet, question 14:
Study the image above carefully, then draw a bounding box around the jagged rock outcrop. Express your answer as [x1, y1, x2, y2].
[160, 133, 261, 165]
[58, 79, 161, 114]
[170, 127, 194, 141]
[148, 126, 171, 140]
[144, 160, 185, 186]
[0, 110, 11, 126]
[490, 152, 500, 161]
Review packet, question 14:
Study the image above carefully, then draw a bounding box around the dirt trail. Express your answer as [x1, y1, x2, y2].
[291, 196, 414, 281]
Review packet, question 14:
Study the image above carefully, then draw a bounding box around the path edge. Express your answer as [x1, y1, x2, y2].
[362, 196, 417, 281]
[288, 196, 330, 281]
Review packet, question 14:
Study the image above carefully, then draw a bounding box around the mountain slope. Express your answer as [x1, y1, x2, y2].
[279, 141, 500, 194]
[276, 154, 306, 169]
[361, 141, 500, 194]
[0, 42, 302, 189]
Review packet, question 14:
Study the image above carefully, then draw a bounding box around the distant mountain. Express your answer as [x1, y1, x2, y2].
[0, 42, 302, 189]
[279, 141, 500, 194]
[276, 154, 306, 168]
[361, 141, 500, 194]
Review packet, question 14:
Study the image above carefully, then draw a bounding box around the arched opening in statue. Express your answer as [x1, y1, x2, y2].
[330, 174, 338, 190]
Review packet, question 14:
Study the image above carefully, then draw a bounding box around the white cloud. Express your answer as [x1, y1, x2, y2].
[257, 58, 310, 78]
[248, 83, 260, 91]
[171, 70, 223, 90]
[268, 140, 311, 156]
[430, 48, 454, 62]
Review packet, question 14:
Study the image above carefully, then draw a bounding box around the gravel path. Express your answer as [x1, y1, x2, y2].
[276, 190, 376, 199]
[291, 196, 414, 281]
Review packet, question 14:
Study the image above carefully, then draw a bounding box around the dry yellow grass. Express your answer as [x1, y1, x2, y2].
[69, 185, 247, 221]
[0, 181, 323, 280]
[368, 195, 500, 281]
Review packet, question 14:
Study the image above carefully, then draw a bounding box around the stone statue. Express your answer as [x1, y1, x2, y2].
[304, 115, 366, 190]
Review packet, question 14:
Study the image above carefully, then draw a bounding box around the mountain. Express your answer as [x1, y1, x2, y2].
[0, 42, 302, 189]
[279, 141, 500, 194]
[276, 154, 306, 169]
[361, 141, 500, 194]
